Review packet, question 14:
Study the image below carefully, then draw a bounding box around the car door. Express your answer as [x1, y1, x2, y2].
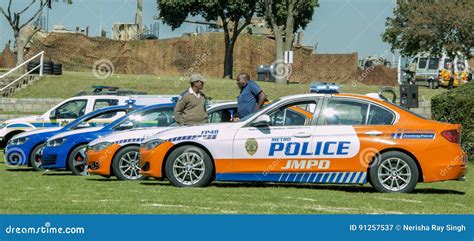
[232, 97, 321, 175]
[316, 97, 397, 183]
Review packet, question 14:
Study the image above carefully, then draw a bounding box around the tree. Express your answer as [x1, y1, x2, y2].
[261, 0, 318, 84]
[157, 0, 257, 79]
[1, 0, 48, 68]
[383, 0, 473, 63]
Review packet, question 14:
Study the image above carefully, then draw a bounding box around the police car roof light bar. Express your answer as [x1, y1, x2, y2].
[310, 82, 340, 94]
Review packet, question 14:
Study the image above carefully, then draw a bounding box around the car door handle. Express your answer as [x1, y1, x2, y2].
[365, 130, 383, 136]
[293, 132, 312, 138]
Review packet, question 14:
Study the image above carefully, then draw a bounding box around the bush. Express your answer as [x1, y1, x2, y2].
[431, 82, 474, 161]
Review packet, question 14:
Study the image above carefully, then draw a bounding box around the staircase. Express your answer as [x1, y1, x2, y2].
[0, 75, 41, 97]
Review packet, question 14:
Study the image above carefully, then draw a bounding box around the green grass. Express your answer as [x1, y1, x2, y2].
[0, 153, 471, 214]
[10, 71, 446, 101]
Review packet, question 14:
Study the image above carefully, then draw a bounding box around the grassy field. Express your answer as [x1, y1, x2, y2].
[10, 71, 446, 101]
[0, 152, 471, 214]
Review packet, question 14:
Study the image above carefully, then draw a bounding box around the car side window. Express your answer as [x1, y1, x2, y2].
[208, 108, 237, 123]
[127, 107, 175, 129]
[322, 99, 368, 125]
[55, 99, 87, 119]
[427, 58, 439, 70]
[93, 99, 120, 118]
[267, 100, 317, 126]
[418, 58, 428, 69]
[367, 105, 395, 125]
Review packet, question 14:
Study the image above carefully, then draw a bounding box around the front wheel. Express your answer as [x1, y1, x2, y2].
[369, 151, 419, 193]
[112, 146, 144, 180]
[30, 143, 45, 171]
[67, 144, 88, 176]
[165, 145, 214, 187]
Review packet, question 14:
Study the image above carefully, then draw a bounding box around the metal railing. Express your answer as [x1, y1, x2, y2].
[0, 51, 44, 92]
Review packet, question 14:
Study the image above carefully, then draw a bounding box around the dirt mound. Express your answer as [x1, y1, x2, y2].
[27, 32, 363, 83]
[356, 66, 397, 86]
[0, 46, 16, 68]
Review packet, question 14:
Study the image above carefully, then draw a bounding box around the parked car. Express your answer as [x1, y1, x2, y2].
[5, 104, 139, 170]
[39, 103, 177, 175]
[86, 102, 237, 180]
[139, 85, 466, 193]
[0, 86, 176, 147]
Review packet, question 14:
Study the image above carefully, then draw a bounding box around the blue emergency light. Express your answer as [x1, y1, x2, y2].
[126, 99, 137, 106]
[171, 96, 180, 103]
[310, 82, 340, 94]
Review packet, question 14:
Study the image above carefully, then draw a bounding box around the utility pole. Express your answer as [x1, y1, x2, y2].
[135, 0, 143, 38]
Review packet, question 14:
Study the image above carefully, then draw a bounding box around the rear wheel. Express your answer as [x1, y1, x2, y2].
[369, 151, 419, 193]
[165, 145, 214, 187]
[67, 144, 88, 176]
[111, 146, 144, 180]
[30, 143, 45, 171]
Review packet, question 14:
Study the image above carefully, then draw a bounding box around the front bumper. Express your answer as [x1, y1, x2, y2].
[40, 146, 68, 169]
[86, 144, 122, 176]
[139, 141, 174, 178]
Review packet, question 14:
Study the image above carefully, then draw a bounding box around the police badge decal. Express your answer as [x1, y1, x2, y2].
[245, 138, 258, 156]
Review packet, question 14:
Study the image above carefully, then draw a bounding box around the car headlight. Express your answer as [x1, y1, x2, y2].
[8, 137, 29, 146]
[90, 142, 113, 152]
[46, 138, 67, 147]
[142, 139, 166, 151]
[0, 123, 6, 129]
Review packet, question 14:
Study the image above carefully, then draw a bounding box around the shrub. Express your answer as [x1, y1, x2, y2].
[432, 82, 474, 161]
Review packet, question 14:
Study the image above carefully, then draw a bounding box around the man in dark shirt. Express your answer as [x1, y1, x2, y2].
[236, 72, 267, 119]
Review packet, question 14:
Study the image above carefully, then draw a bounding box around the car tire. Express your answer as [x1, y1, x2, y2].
[30, 143, 45, 171]
[67, 144, 88, 176]
[369, 151, 419, 193]
[165, 145, 214, 187]
[111, 145, 144, 180]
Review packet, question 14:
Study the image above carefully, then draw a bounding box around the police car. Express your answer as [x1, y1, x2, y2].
[139, 83, 467, 193]
[0, 86, 176, 147]
[5, 104, 139, 170]
[86, 102, 237, 180]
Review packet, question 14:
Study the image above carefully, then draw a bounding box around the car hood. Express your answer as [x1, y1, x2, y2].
[49, 127, 103, 140]
[14, 127, 62, 139]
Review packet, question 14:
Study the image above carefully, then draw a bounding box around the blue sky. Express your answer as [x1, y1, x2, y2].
[0, 0, 397, 59]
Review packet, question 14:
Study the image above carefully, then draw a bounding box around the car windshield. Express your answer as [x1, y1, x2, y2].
[64, 108, 127, 130]
[238, 99, 280, 122]
[113, 105, 175, 130]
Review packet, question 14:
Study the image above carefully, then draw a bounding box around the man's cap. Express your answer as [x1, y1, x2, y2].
[189, 73, 206, 83]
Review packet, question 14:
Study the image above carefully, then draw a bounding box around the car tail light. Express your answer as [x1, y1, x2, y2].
[441, 129, 460, 143]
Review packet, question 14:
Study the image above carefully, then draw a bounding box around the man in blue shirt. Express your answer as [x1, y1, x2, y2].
[236, 72, 267, 119]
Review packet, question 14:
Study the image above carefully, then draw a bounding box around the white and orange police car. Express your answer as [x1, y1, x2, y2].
[86, 102, 237, 180]
[138, 84, 467, 193]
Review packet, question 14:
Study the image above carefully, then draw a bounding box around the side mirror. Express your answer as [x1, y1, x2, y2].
[49, 110, 57, 120]
[251, 114, 271, 127]
[77, 122, 91, 129]
[117, 120, 134, 130]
